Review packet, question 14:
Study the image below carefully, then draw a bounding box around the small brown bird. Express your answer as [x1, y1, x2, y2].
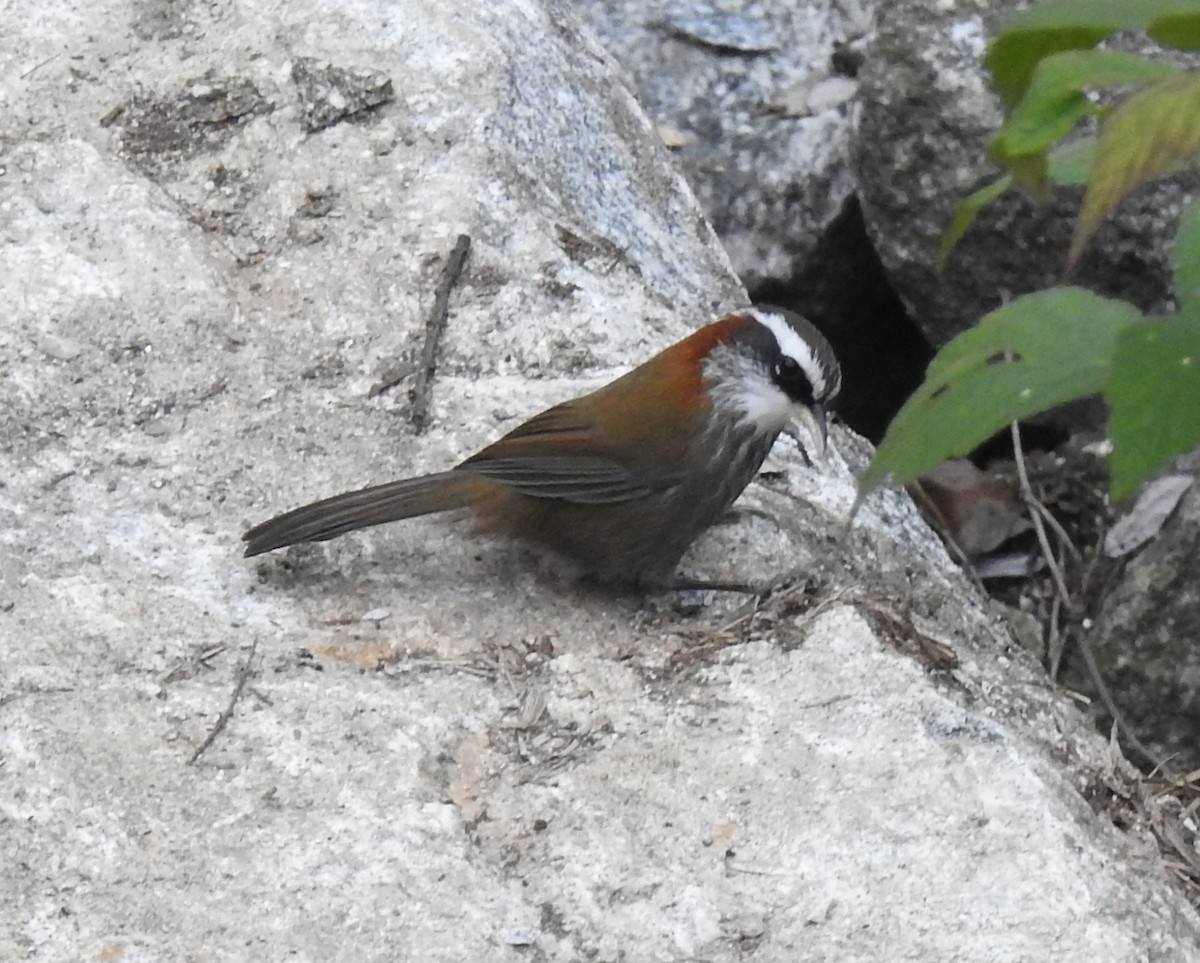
[243, 306, 840, 587]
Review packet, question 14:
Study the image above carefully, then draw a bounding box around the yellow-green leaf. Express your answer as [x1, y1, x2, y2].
[1070, 70, 1200, 266]
[1006, 153, 1052, 197]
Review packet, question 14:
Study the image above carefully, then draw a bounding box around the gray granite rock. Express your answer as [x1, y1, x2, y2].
[855, 0, 1199, 347]
[1, 1, 1198, 960]
[1089, 454, 1200, 771]
[575, 0, 869, 292]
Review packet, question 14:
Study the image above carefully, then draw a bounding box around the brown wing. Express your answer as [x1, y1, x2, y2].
[454, 402, 682, 504]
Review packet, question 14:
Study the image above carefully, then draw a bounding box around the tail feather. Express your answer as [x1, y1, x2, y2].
[242, 471, 477, 557]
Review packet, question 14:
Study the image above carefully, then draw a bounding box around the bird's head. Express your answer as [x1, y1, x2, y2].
[702, 305, 841, 462]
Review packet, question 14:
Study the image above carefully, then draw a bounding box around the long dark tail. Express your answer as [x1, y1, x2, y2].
[242, 471, 477, 557]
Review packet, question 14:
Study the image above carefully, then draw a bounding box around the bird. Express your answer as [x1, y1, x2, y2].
[242, 305, 840, 588]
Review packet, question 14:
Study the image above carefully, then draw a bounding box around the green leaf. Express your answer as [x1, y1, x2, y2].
[1107, 317, 1200, 499]
[988, 31, 1119, 112]
[1174, 199, 1200, 318]
[1045, 136, 1096, 186]
[1149, 11, 1200, 48]
[937, 175, 1012, 271]
[1071, 70, 1200, 266]
[859, 288, 1142, 497]
[987, 0, 1200, 108]
[1005, 153, 1052, 198]
[992, 50, 1177, 172]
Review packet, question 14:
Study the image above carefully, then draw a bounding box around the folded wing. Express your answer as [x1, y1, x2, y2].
[456, 402, 682, 504]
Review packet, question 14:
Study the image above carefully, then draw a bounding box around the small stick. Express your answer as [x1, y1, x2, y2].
[1030, 499, 1081, 563]
[1010, 423, 1073, 611]
[1047, 592, 1066, 681]
[21, 54, 58, 80]
[1007, 420, 1169, 773]
[410, 234, 471, 433]
[368, 360, 418, 399]
[189, 639, 259, 765]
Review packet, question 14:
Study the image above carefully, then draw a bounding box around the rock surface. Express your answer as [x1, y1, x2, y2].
[854, 0, 1200, 347]
[2, 1, 1199, 961]
[575, 0, 869, 293]
[1090, 454, 1200, 771]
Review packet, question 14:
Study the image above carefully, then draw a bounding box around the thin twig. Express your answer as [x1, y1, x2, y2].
[21, 54, 58, 79]
[189, 639, 259, 765]
[159, 642, 230, 686]
[1029, 472, 1174, 774]
[1030, 499, 1081, 563]
[793, 694, 854, 711]
[1010, 423, 1073, 611]
[368, 361, 418, 399]
[1047, 592, 1066, 681]
[410, 234, 471, 432]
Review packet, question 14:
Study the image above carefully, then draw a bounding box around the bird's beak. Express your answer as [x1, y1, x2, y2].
[787, 404, 828, 467]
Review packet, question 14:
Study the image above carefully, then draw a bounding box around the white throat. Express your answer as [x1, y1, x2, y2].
[704, 345, 795, 436]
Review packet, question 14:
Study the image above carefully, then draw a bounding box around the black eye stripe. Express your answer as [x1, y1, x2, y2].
[733, 308, 838, 404]
[772, 355, 815, 405]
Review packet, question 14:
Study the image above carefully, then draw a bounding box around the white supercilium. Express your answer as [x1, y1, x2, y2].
[747, 307, 830, 399]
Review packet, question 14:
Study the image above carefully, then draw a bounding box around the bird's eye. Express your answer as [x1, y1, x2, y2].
[772, 356, 814, 405]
